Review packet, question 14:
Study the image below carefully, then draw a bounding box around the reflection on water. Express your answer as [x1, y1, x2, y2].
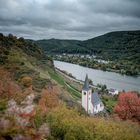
[54, 60, 140, 92]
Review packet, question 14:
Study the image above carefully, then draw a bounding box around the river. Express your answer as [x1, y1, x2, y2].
[54, 60, 140, 92]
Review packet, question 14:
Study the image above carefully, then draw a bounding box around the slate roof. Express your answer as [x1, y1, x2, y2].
[82, 75, 103, 107]
[91, 92, 102, 106]
[82, 74, 90, 90]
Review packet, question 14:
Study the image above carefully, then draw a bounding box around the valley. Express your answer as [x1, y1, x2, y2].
[35, 31, 140, 76]
[1, 0, 140, 139]
[0, 33, 140, 140]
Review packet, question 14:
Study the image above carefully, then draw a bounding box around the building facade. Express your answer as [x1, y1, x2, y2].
[82, 75, 104, 114]
[108, 88, 119, 95]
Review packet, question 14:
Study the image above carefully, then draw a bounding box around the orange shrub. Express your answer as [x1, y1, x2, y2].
[38, 89, 59, 114]
[0, 67, 32, 103]
[20, 76, 32, 87]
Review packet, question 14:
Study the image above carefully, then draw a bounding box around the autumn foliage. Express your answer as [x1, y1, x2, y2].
[0, 68, 21, 100]
[0, 67, 51, 139]
[48, 104, 140, 140]
[0, 67, 32, 103]
[114, 92, 140, 123]
[38, 88, 59, 114]
[20, 76, 32, 87]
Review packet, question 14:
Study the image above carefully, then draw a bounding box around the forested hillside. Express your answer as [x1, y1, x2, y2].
[83, 31, 140, 62]
[35, 39, 86, 54]
[36, 31, 140, 63]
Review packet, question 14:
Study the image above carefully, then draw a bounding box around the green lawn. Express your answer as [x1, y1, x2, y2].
[47, 67, 81, 99]
[65, 82, 81, 98]
[102, 95, 117, 114]
[47, 67, 65, 86]
[66, 84, 81, 99]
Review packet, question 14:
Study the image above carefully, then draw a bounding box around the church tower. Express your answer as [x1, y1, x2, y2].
[82, 74, 92, 113]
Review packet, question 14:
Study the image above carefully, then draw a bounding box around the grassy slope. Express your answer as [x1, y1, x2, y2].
[0, 33, 80, 102]
[47, 66, 81, 99]
[48, 104, 140, 140]
[2, 34, 115, 113]
[4, 34, 83, 105]
[102, 95, 117, 114]
[0, 34, 140, 140]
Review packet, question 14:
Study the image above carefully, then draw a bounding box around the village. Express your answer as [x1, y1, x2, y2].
[55, 53, 110, 64]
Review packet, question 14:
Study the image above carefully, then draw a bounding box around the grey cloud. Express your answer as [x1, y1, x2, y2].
[81, 0, 140, 18]
[0, 0, 140, 40]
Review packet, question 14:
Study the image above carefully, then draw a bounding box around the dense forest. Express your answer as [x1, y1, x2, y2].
[36, 31, 140, 63]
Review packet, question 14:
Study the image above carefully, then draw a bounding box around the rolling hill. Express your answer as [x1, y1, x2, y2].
[36, 31, 140, 63]
[35, 39, 86, 54]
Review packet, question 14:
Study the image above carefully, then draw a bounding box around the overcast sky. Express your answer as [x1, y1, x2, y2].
[0, 0, 140, 40]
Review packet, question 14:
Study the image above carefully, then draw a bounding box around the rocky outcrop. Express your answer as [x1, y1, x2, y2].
[6, 94, 35, 127]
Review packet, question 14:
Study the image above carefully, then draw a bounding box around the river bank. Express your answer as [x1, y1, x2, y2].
[54, 60, 140, 92]
[53, 55, 140, 76]
[55, 68, 99, 90]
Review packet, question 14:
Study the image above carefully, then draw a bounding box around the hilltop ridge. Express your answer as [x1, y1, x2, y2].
[36, 30, 140, 63]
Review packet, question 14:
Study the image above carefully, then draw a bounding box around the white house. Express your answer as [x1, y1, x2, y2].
[82, 74, 104, 114]
[108, 88, 119, 95]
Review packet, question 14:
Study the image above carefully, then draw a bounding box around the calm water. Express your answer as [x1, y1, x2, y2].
[54, 60, 140, 92]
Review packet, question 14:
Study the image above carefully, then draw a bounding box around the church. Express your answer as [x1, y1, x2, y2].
[82, 74, 104, 114]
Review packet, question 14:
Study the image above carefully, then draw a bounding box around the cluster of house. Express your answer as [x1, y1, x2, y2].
[81, 74, 119, 115]
[108, 88, 119, 95]
[55, 54, 110, 64]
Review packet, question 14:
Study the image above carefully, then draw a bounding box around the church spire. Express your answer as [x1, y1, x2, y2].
[82, 74, 89, 90]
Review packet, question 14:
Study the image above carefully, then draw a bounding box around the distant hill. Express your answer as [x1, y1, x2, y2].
[35, 39, 88, 54]
[36, 31, 140, 63]
[83, 31, 140, 62]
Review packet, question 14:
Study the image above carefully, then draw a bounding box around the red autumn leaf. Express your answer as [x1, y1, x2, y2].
[114, 91, 140, 123]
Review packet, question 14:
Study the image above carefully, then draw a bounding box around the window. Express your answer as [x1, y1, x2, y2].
[96, 106, 97, 110]
[84, 92, 86, 95]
